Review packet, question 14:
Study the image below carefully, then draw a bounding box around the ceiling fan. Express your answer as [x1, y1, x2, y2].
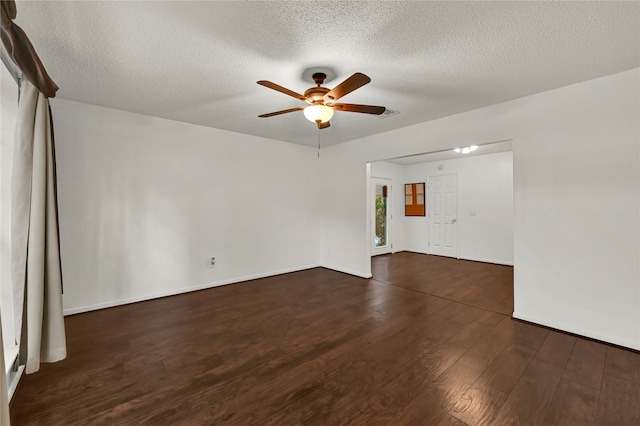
[257, 72, 386, 129]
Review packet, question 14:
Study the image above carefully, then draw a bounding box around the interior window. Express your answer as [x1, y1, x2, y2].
[1, 63, 19, 373]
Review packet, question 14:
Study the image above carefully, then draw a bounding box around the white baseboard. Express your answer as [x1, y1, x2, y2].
[400, 251, 512, 266]
[459, 255, 514, 266]
[8, 365, 24, 401]
[320, 264, 372, 279]
[513, 310, 640, 351]
[63, 263, 321, 316]
[5, 345, 23, 401]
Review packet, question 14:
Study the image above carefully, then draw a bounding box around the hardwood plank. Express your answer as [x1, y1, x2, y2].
[543, 378, 599, 426]
[438, 414, 470, 426]
[391, 317, 517, 425]
[10, 253, 639, 425]
[595, 374, 640, 425]
[448, 341, 538, 425]
[228, 305, 485, 426]
[449, 386, 508, 426]
[80, 315, 393, 425]
[457, 317, 520, 371]
[604, 345, 640, 384]
[563, 338, 607, 390]
[511, 320, 550, 351]
[392, 359, 489, 426]
[202, 313, 422, 425]
[376, 253, 513, 315]
[535, 329, 577, 368]
[492, 358, 564, 425]
[475, 310, 508, 327]
[324, 319, 495, 426]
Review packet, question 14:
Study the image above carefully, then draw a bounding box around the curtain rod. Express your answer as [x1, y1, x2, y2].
[1, 0, 58, 97]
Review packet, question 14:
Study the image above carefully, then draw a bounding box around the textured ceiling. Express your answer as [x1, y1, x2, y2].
[16, 1, 640, 147]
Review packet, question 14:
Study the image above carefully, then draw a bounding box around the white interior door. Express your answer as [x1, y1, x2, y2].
[428, 174, 458, 258]
[371, 178, 392, 255]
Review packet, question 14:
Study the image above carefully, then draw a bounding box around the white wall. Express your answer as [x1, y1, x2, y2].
[512, 79, 639, 349]
[400, 152, 514, 265]
[42, 68, 640, 351]
[320, 69, 640, 350]
[52, 99, 321, 314]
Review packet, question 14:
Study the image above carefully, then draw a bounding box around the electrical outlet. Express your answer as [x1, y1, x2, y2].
[209, 257, 216, 268]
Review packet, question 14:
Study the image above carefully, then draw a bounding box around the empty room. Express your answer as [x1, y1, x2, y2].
[1, 1, 639, 425]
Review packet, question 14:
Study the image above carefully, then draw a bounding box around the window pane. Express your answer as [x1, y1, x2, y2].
[375, 185, 387, 247]
[1, 64, 18, 363]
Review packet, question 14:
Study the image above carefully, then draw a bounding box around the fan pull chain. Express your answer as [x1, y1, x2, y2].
[317, 130, 320, 158]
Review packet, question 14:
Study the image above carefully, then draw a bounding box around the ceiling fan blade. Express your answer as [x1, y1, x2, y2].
[317, 121, 330, 129]
[258, 107, 305, 118]
[257, 80, 311, 104]
[333, 103, 386, 115]
[323, 73, 371, 103]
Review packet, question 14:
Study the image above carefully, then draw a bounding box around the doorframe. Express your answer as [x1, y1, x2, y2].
[367, 176, 394, 258]
[364, 139, 514, 310]
[426, 173, 460, 258]
[370, 177, 393, 256]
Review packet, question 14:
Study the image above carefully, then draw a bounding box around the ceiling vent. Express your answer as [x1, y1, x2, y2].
[378, 108, 400, 118]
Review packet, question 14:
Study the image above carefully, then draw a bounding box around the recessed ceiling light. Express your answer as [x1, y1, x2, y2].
[453, 145, 479, 154]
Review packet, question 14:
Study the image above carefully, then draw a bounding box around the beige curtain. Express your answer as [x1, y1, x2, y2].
[11, 77, 66, 375]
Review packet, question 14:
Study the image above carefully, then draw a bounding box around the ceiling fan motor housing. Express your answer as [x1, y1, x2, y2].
[304, 86, 330, 104]
[306, 73, 331, 104]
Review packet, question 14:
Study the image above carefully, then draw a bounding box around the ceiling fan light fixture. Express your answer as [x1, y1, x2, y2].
[304, 104, 334, 123]
[257, 72, 383, 127]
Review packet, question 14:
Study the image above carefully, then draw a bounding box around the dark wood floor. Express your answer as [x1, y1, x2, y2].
[10, 252, 640, 425]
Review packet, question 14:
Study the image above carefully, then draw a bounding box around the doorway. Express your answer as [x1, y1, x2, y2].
[371, 178, 392, 255]
[428, 174, 458, 258]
